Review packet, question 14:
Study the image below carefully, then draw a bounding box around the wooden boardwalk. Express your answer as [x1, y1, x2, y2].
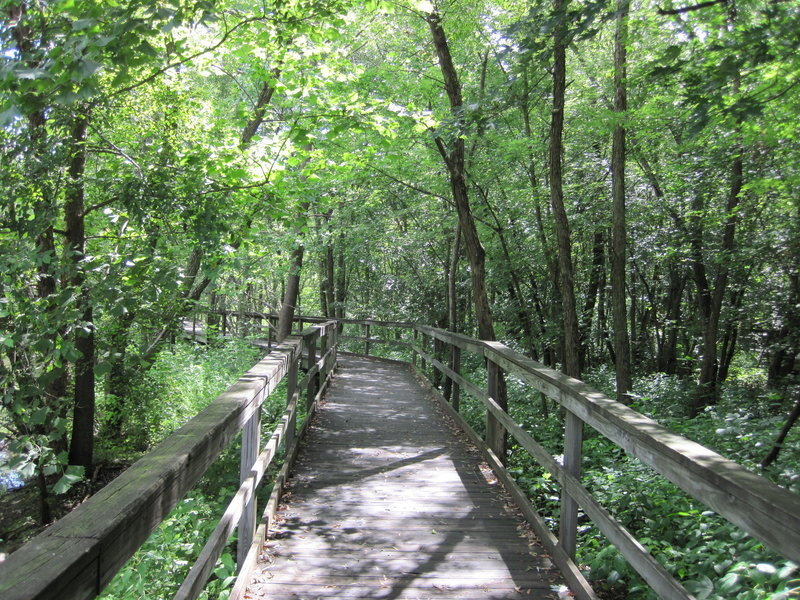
[240, 355, 566, 600]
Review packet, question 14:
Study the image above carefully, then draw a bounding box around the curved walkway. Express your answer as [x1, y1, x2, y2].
[240, 355, 566, 599]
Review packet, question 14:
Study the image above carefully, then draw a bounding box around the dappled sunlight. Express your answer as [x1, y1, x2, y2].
[243, 355, 564, 599]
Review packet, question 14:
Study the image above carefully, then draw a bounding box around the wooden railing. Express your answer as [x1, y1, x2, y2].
[4, 311, 798, 600]
[0, 321, 338, 600]
[268, 316, 799, 600]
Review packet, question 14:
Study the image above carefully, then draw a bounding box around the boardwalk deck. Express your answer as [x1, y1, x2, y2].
[239, 355, 566, 600]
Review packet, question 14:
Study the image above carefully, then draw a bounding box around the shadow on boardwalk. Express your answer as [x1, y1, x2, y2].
[241, 355, 565, 600]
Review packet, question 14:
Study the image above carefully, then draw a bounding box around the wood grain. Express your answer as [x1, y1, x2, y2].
[237, 356, 567, 600]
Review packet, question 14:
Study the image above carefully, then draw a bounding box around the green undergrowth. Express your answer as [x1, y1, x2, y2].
[98, 339, 294, 600]
[451, 363, 800, 600]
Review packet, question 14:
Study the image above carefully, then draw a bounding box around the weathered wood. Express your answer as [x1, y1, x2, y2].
[0, 322, 342, 600]
[481, 342, 800, 564]
[0, 339, 303, 600]
[415, 323, 486, 357]
[238, 356, 568, 600]
[559, 408, 583, 561]
[411, 363, 597, 600]
[306, 331, 317, 411]
[236, 408, 260, 568]
[486, 359, 505, 462]
[451, 344, 461, 412]
[230, 376, 321, 600]
[176, 400, 292, 600]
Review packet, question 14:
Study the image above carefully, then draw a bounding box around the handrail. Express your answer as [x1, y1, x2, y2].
[0, 321, 338, 600]
[6, 309, 797, 600]
[262, 315, 799, 600]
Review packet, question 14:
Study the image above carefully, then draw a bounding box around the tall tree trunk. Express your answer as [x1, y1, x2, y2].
[659, 260, 686, 374]
[580, 230, 605, 370]
[611, 0, 632, 403]
[443, 221, 461, 402]
[426, 10, 507, 461]
[64, 109, 94, 468]
[691, 7, 743, 416]
[335, 233, 346, 322]
[548, 0, 581, 380]
[718, 287, 743, 382]
[276, 246, 304, 343]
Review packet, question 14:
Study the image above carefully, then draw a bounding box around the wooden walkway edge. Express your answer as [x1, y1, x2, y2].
[236, 355, 567, 600]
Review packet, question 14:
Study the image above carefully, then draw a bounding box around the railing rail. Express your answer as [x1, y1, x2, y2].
[4, 310, 798, 600]
[0, 321, 338, 600]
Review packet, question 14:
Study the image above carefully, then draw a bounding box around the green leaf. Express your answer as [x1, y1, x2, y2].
[0, 105, 21, 127]
[31, 407, 49, 426]
[685, 576, 714, 600]
[71, 18, 95, 31]
[54, 466, 84, 495]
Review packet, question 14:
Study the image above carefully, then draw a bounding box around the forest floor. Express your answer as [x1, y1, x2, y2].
[0, 462, 128, 558]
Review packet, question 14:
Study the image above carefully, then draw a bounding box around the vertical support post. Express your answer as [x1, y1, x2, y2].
[306, 331, 317, 411]
[269, 316, 277, 350]
[286, 347, 298, 456]
[413, 329, 419, 367]
[421, 333, 428, 373]
[319, 324, 329, 387]
[486, 359, 505, 461]
[452, 345, 461, 412]
[559, 408, 584, 560]
[237, 405, 260, 569]
[364, 323, 371, 356]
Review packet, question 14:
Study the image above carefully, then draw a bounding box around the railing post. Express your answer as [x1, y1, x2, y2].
[413, 329, 418, 367]
[306, 331, 317, 411]
[451, 345, 461, 412]
[486, 359, 505, 462]
[329, 321, 338, 372]
[237, 403, 260, 569]
[268, 316, 276, 350]
[559, 409, 584, 560]
[286, 346, 298, 456]
[319, 324, 329, 385]
[421, 333, 428, 373]
[364, 323, 371, 356]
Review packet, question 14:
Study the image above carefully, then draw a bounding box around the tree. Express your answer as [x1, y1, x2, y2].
[611, 0, 632, 403]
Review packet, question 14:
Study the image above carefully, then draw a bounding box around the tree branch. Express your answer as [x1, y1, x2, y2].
[658, 0, 726, 15]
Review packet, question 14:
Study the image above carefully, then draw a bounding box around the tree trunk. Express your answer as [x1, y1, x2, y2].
[659, 260, 686, 374]
[335, 233, 346, 322]
[611, 0, 632, 403]
[61, 109, 94, 469]
[426, 10, 507, 461]
[548, 0, 581, 380]
[691, 149, 742, 415]
[761, 391, 800, 468]
[444, 221, 461, 402]
[580, 230, 605, 370]
[276, 246, 304, 343]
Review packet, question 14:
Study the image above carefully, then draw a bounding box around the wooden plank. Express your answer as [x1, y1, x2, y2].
[412, 365, 598, 600]
[0, 338, 305, 600]
[239, 356, 569, 600]
[236, 408, 260, 567]
[482, 342, 800, 563]
[559, 408, 583, 560]
[175, 398, 296, 600]
[415, 324, 486, 356]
